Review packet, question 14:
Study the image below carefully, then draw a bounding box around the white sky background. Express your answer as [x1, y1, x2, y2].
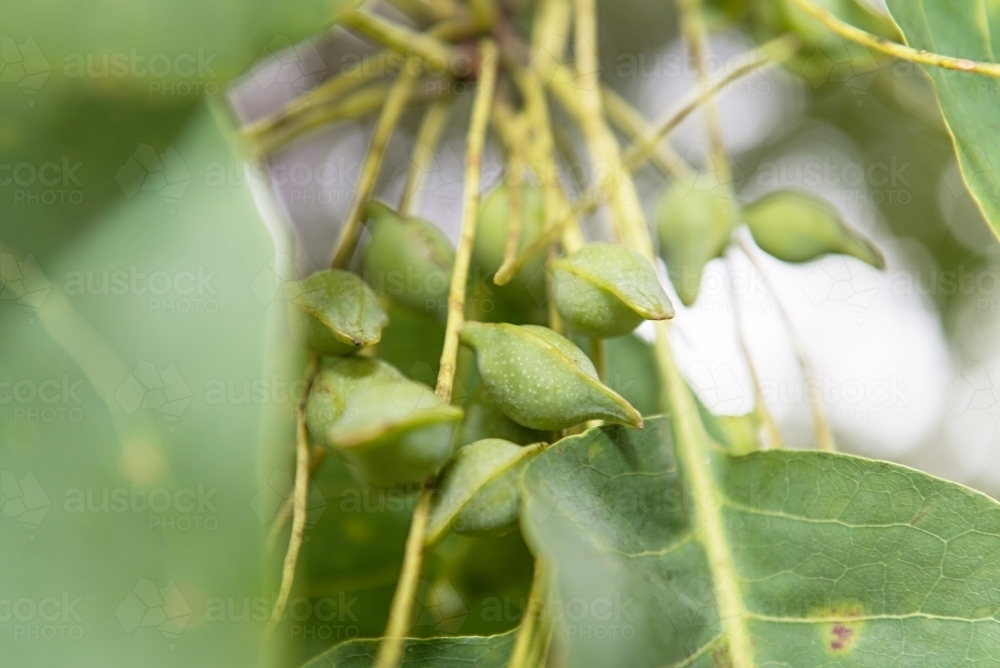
[231, 27, 1000, 496]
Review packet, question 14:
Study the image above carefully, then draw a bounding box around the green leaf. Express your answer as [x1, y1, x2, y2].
[521, 415, 1000, 667]
[884, 1, 1000, 240]
[0, 104, 292, 666]
[300, 630, 516, 668]
[0, 0, 348, 94]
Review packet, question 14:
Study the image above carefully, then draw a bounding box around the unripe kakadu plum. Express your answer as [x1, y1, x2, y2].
[460, 322, 643, 430]
[425, 439, 538, 544]
[291, 270, 388, 355]
[551, 242, 674, 338]
[306, 356, 462, 486]
[455, 387, 550, 447]
[655, 176, 735, 306]
[362, 200, 455, 319]
[473, 185, 548, 321]
[742, 189, 884, 268]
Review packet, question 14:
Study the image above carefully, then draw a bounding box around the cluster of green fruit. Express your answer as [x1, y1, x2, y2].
[295, 178, 880, 544]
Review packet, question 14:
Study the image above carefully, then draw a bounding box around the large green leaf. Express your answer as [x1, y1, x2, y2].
[521, 416, 1000, 667]
[0, 104, 296, 667]
[0, 0, 345, 95]
[884, 1, 1000, 240]
[301, 630, 515, 667]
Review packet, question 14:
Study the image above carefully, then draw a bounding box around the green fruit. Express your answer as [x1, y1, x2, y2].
[460, 322, 643, 430]
[474, 185, 548, 316]
[291, 269, 388, 355]
[305, 356, 402, 448]
[742, 189, 885, 268]
[456, 388, 550, 447]
[655, 176, 735, 306]
[305, 356, 462, 486]
[426, 439, 540, 544]
[551, 242, 674, 338]
[363, 200, 455, 319]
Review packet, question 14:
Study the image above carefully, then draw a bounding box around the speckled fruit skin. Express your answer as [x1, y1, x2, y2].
[427, 439, 527, 542]
[362, 201, 455, 319]
[292, 270, 388, 355]
[460, 321, 643, 431]
[551, 242, 673, 338]
[305, 357, 462, 487]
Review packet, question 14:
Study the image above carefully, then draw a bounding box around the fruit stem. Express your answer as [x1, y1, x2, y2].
[788, 0, 1000, 77]
[735, 234, 836, 452]
[372, 479, 435, 668]
[724, 249, 786, 450]
[676, 0, 732, 186]
[267, 353, 319, 634]
[621, 35, 798, 173]
[330, 59, 422, 268]
[399, 96, 455, 216]
[507, 558, 549, 668]
[340, 7, 457, 67]
[373, 39, 499, 668]
[599, 85, 695, 182]
[434, 39, 499, 403]
[265, 447, 327, 553]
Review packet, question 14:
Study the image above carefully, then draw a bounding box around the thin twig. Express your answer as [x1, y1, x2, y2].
[599, 84, 694, 182]
[265, 447, 327, 554]
[340, 8, 457, 67]
[621, 35, 798, 173]
[374, 39, 499, 668]
[507, 559, 549, 668]
[399, 96, 455, 216]
[372, 480, 435, 668]
[787, 0, 1000, 77]
[735, 234, 836, 452]
[434, 39, 499, 402]
[268, 354, 320, 633]
[676, 0, 731, 185]
[500, 113, 527, 274]
[724, 249, 785, 450]
[330, 59, 422, 268]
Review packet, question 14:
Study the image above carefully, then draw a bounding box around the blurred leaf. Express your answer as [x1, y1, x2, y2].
[885, 1, 1000, 241]
[0, 104, 294, 666]
[0, 0, 347, 95]
[521, 416, 1000, 667]
[300, 629, 516, 667]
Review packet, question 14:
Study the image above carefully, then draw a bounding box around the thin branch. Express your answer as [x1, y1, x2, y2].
[244, 50, 391, 142]
[735, 234, 836, 452]
[374, 39, 499, 668]
[495, 37, 796, 283]
[787, 0, 1000, 77]
[599, 85, 694, 182]
[434, 39, 499, 402]
[340, 8, 456, 67]
[676, 0, 731, 184]
[622, 35, 799, 173]
[268, 354, 320, 633]
[330, 60, 422, 268]
[569, 0, 654, 256]
[724, 249, 785, 450]
[399, 96, 455, 216]
[507, 559, 549, 668]
[372, 480, 435, 668]
[265, 447, 327, 553]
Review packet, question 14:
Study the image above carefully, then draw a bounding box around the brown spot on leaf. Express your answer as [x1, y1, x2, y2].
[711, 644, 732, 667]
[812, 602, 864, 655]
